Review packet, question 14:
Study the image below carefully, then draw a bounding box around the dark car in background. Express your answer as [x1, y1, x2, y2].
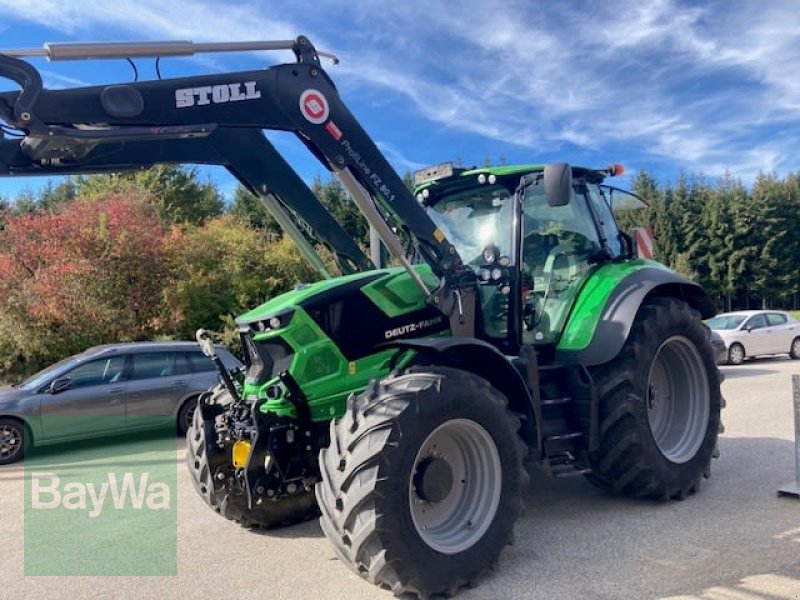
[0, 342, 240, 464]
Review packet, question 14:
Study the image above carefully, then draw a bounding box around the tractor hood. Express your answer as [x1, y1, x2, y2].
[235, 265, 440, 331]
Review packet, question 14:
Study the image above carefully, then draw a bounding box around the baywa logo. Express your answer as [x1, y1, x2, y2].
[24, 416, 177, 576]
[31, 471, 170, 518]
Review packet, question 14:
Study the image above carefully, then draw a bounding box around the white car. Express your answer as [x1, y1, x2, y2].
[706, 310, 800, 365]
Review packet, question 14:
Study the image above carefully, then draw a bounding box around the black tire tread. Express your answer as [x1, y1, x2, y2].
[587, 297, 723, 500]
[317, 367, 528, 599]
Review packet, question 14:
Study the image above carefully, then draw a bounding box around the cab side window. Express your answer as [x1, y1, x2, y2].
[587, 185, 622, 257]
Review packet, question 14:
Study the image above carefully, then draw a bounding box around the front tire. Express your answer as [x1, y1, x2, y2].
[0, 418, 26, 465]
[588, 297, 722, 499]
[316, 367, 527, 598]
[186, 385, 318, 528]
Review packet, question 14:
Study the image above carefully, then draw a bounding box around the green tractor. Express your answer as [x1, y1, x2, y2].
[190, 161, 722, 596]
[0, 37, 722, 599]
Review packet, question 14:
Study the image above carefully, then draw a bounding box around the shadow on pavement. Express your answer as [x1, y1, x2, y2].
[720, 366, 781, 379]
[464, 435, 800, 600]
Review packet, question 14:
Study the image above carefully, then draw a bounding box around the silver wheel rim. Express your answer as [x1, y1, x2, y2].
[647, 336, 710, 464]
[792, 339, 800, 356]
[408, 419, 501, 554]
[729, 344, 744, 364]
[0, 424, 22, 460]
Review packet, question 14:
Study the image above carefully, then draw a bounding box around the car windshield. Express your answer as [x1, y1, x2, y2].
[427, 183, 515, 266]
[706, 314, 747, 330]
[18, 354, 83, 390]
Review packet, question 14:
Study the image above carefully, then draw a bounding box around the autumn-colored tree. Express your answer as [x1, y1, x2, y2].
[0, 193, 172, 376]
[164, 215, 323, 339]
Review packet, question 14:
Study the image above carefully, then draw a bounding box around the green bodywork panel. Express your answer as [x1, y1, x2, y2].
[360, 265, 439, 317]
[237, 269, 384, 324]
[238, 266, 436, 421]
[557, 259, 670, 351]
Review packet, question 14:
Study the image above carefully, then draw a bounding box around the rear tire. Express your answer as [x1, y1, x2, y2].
[790, 337, 800, 360]
[186, 384, 318, 528]
[588, 297, 722, 499]
[727, 342, 745, 365]
[316, 367, 527, 598]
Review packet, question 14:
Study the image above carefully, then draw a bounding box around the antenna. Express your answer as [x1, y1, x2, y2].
[0, 40, 339, 65]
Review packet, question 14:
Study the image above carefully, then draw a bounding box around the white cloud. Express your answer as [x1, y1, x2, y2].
[2, 0, 799, 181]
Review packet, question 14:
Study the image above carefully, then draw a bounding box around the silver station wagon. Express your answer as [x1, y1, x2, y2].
[0, 341, 240, 464]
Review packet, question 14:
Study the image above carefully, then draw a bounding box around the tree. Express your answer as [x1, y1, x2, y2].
[75, 165, 224, 225]
[312, 176, 369, 249]
[39, 179, 77, 212]
[0, 193, 172, 378]
[163, 216, 322, 339]
[229, 184, 280, 235]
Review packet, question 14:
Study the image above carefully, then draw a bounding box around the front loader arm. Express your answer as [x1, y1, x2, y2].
[0, 36, 473, 330]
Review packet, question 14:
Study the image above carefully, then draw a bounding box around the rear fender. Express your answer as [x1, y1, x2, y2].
[387, 337, 538, 448]
[556, 265, 716, 366]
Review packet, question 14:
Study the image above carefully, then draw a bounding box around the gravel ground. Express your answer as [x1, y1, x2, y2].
[1, 356, 799, 599]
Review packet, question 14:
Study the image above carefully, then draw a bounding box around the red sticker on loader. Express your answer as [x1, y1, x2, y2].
[299, 89, 329, 124]
[325, 120, 343, 140]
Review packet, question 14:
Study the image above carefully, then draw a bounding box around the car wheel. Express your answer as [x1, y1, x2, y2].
[0, 418, 27, 465]
[177, 397, 198, 436]
[727, 343, 745, 366]
[791, 337, 800, 360]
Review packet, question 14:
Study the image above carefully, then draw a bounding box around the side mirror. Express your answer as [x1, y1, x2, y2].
[49, 377, 71, 394]
[544, 163, 572, 207]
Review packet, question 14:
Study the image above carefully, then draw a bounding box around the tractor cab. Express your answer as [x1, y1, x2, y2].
[416, 162, 636, 354]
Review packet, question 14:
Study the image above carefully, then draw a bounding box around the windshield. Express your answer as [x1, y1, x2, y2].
[706, 315, 746, 330]
[18, 354, 83, 390]
[427, 183, 515, 266]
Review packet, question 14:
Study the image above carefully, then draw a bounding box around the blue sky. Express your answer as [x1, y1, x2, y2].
[0, 0, 799, 202]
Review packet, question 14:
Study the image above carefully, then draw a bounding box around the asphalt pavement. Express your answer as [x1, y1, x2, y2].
[2, 357, 799, 599]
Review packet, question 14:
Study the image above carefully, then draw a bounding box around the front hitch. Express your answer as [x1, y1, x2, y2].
[196, 328, 241, 402]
